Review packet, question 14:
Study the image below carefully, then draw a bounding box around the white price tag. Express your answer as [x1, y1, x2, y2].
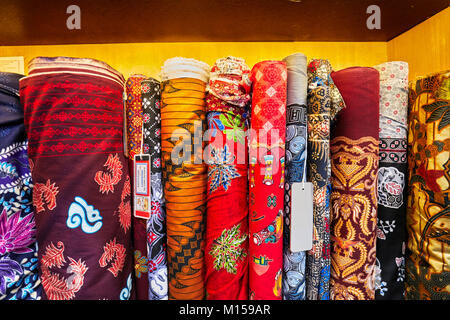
[290, 182, 314, 252]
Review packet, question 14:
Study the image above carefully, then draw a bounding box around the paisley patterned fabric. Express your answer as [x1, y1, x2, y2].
[281, 53, 308, 300]
[248, 60, 286, 300]
[329, 67, 380, 300]
[125, 74, 149, 300]
[373, 62, 409, 300]
[141, 78, 167, 300]
[0, 72, 42, 300]
[19, 57, 134, 300]
[160, 58, 209, 300]
[204, 57, 250, 300]
[405, 70, 450, 300]
[306, 59, 346, 300]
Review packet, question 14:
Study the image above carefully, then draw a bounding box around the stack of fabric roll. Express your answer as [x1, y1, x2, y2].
[160, 57, 210, 300]
[125, 74, 167, 300]
[281, 53, 308, 301]
[140, 77, 168, 300]
[248, 60, 287, 300]
[19, 57, 133, 300]
[306, 59, 346, 300]
[204, 56, 251, 300]
[0, 72, 42, 300]
[405, 70, 449, 300]
[373, 62, 409, 300]
[125, 74, 149, 300]
[329, 67, 380, 300]
[1, 52, 447, 302]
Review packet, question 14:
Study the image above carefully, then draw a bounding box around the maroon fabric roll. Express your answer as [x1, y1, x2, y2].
[19, 57, 134, 300]
[329, 67, 380, 300]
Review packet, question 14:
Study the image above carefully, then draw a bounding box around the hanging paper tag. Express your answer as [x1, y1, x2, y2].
[290, 182, 314, 252]
[133, 154, 151, 219]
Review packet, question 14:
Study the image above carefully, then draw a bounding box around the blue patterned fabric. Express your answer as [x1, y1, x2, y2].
[0, 72, 42, 300]
[282, 53, 308, 300]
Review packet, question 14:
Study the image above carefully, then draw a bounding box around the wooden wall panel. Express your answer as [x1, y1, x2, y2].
[388, 7, 450, 81]
[0, 41, 388, 79]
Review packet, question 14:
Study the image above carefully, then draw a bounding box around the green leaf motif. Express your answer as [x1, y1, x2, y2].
[220, 113, 246, 144]
[210, 224, 247, 274]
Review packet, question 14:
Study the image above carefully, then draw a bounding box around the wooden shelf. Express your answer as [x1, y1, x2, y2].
[0, 0, 448, 45]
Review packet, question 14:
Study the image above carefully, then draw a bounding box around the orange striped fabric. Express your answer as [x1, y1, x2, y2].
[161, 77, 207, 300]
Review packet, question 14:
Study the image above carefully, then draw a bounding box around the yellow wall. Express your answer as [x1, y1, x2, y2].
[387, 7, 450, 81]
[0, 42, 387, 79]
[0, 7, 448, 80]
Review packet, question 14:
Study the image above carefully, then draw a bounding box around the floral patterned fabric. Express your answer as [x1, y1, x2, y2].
[306, 59, 346, 300]
[373, 62, 409, 299]
[19, 57, 134, 300]
[204, 57, 250, 300]
[281, 53, 308, 300]
[329, 67, 380, 300]
[141, 78, 167, 300]
[125, 74, 149, 300]
[160, 58, 209, 300]
[0, 72, 42, 300]
[248, 60, 287, 300]
[406, 70, 449, 300]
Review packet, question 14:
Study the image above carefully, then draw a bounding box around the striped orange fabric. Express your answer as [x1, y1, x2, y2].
[161, 77, 207, 300]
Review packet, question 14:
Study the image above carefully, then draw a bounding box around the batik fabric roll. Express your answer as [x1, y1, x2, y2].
[373, 62, 409, 300]
[0, 72, 42, 300]
[160, 57, 209, 300]
[405, 70, 449, 300]
[281, 53, 308, 300]
[306, 59, 346, 300]
[204, 56, 250, 300]
[330, 67, 379, 300]
[141, 78, 167, 300]
[249, 60, 286, 300]
[125, 74, 149, 300]
[20, 57, 134, 300]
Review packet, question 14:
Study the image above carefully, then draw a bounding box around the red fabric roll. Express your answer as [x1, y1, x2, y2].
[329, 67, 380, 300]
[19, 57, 133, 300]
[248, 61, 286, 300]
[204, 56, 250, 300]
[125, 75, 149, 300]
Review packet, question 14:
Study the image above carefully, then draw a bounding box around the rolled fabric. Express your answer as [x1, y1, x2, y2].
[248, 60, 286, 300]
[125, 74, 149, 300]
[141, 78, 168, 300]
[160, 57, 209, 300]
[19, 57, 134, 300]
[306, 59, 346, 300]
[373, 62, 409, 300]
[204, 56, 250, 300]
[0, 72, 42, 300]
[281, 53, 308, 300]
[406, 70, 450, 300]
[329, 67, 380, 300]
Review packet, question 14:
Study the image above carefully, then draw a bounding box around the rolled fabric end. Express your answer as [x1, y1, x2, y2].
[206, 56, 251, 117]
[25, 56, 125, 87]
[160, 57, 210, 83]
